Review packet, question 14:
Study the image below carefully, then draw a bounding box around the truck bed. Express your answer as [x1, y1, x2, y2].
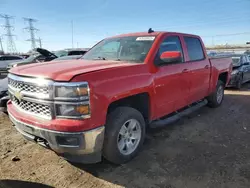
[209, 56, 232, 91]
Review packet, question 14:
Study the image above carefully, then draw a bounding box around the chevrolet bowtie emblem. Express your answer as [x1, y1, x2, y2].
[14, 89, 23, 101]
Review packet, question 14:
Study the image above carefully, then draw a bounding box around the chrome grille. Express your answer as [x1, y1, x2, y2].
[8, 77, 49, 95]
[10, 94, 51, 118]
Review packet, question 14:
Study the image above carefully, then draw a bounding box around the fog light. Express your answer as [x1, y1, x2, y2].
[56, 136, 79, 146]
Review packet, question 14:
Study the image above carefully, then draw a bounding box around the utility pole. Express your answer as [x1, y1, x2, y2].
[23, 17, 39, 50]
[0, 14, 17, 54]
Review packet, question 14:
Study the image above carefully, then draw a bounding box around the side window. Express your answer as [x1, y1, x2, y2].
[155, 36, 184, 64]
[0, 56, 7, 60]
[184, 37, 205, 61]
[5, 56, 12, 60]
[7, 56, 22, 60]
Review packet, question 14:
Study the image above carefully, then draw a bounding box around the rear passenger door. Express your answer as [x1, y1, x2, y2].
[183, 36, 210, 104]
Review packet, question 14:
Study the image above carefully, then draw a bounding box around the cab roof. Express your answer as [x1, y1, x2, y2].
[110, 31, 200, 38]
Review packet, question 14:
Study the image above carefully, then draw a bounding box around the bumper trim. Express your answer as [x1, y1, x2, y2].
[9, 113, 105, 164]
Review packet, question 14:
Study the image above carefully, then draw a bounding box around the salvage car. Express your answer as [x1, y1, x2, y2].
[0, 55, 24, 79]
[54, 48, 89, 57]
[0, 55, 83, 113]
[51, 55, 83, 61]
[227, 54, 250, 89]
[7, 31, 232, 164]
[6, 48, 57, 70]
[7, 48, 89, 70]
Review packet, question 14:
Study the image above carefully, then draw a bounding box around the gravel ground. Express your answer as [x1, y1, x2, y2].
[1, 84, 250, 188]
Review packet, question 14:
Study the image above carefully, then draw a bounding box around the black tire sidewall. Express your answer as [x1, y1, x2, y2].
[103, 107, 146, 164]
[207, 80, 224, 107]
[216, 83, 224, 105]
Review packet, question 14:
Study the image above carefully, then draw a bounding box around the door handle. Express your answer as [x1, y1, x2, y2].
[182, 69, 189, 73]
[204, 65, 209, 69]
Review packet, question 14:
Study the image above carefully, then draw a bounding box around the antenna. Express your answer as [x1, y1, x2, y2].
[148, 28, 154, 33]
[0, 14, 17, 54]
[23, 17, 40, 50]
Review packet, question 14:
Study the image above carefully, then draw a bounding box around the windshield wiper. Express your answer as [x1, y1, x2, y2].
[93, 56, 106, 60]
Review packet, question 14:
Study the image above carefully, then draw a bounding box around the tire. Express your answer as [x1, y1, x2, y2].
[236, 74, 243, 89]
[207, 80, 225, 108]
[103, 107, 146, 164]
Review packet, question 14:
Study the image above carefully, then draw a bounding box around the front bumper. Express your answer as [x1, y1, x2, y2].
[9, 113, 105, 164]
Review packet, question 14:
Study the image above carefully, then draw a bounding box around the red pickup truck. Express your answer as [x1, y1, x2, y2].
[7, 31, 232, 164]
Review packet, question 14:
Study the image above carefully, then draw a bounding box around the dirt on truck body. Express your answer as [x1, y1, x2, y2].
[1, 85, 250, 188]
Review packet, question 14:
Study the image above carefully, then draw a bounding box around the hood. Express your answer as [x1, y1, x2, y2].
[10, 60, 138, 81]
[0, 60, 23, 69]
[35, 48, 57, 58]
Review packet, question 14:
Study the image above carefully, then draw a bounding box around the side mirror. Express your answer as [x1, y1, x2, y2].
[159, 51, 182, 65]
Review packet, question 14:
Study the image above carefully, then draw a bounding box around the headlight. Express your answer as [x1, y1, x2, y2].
[55, 82, 89, 99]
[56, 103, 90, 118]
[54, 82, 90, 118]
[231, 70, 239, 75]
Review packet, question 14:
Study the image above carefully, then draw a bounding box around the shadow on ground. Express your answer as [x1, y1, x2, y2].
[0, 180, 54, 188]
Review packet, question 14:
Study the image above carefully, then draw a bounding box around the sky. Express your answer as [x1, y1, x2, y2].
[0, 0, 250, 53]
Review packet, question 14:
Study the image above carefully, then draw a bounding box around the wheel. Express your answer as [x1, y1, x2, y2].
[207, 80, 224, 108]
[103, 107, 146, 164]
[236, 74, 243, 89]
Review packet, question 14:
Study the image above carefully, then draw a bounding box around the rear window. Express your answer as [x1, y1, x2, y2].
[184, 37, 205, 61]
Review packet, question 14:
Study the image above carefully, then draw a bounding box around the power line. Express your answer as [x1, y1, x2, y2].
[202, 32, 250, 38]
[0, 14, 17, 54]
[23, 17, 40, 50]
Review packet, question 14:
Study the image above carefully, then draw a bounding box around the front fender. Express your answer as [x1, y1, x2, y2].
[71, 64, 154, 127]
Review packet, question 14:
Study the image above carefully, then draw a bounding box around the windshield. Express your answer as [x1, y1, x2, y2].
[82, 36, 155, 63]
[232, 57, 241, 66]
